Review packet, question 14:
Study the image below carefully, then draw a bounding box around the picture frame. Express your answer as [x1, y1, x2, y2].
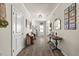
[64, 3, 76, 30]
[64, 8, 69, 30]
[69, 3, 76, 30]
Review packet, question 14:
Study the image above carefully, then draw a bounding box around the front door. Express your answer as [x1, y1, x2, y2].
[11, 5, 23, 56]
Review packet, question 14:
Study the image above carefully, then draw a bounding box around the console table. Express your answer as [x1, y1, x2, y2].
[51, 35, 62, 51]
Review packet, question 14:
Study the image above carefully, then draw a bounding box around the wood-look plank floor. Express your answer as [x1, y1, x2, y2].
[18, 36, 64, 56]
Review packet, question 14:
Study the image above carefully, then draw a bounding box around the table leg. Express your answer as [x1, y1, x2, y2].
[52, 40, 61, 51]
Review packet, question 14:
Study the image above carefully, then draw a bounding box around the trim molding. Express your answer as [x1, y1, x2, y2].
[47, 3, 61, 19]
[61, 50, 68, 56]
[59, 45, 68, 56]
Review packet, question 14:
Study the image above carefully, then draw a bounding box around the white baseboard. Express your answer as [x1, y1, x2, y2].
[61, 50, 68, 56]
[59, 46, 68, 56]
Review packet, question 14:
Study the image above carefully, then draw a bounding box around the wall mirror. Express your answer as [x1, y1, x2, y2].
[50, 22, 52, 31]
[54, 18, 61, 30]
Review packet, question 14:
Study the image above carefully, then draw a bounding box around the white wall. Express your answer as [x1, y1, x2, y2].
[50, 3, 79, 56]
[0, 4, 11, 56]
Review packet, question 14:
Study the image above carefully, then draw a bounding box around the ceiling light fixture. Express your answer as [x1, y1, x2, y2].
[38, 14, 42, 18]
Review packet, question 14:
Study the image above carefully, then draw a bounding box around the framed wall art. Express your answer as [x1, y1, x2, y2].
[64, 8, 69, 29]
[64, 3, 76, 30]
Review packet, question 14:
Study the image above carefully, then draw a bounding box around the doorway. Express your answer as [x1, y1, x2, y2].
[39, 24, 44, 36]
[38, 21, 46, 37]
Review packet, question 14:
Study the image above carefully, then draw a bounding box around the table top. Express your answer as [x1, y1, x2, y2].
[52, 35, 62, 40]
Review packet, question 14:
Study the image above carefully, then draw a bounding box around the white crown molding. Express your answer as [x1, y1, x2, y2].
[22, 4, 32, 22]
[46, 4, 61, 20]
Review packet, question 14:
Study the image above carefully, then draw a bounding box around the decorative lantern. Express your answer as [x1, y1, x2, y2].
[0, 3, 8, 28]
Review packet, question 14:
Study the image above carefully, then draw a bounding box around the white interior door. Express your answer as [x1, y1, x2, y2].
[11, 5, 23, 56]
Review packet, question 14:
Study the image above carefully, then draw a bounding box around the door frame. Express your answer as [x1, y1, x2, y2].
[11, 4, 24, 56]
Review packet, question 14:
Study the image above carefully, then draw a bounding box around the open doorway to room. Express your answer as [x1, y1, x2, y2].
[39, 23, 44, 36]
[40, 24, 44, 35]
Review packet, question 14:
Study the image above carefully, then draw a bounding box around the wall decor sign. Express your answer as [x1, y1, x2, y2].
[64, 8, 69, 29]
[64, 3, 76, 30]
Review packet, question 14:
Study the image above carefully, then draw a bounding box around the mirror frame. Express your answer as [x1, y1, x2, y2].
[53, 18, 61, 30]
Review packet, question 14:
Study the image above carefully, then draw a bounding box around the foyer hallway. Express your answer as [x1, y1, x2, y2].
[18, 36, 63, 56]
[1, 3, 79, 56]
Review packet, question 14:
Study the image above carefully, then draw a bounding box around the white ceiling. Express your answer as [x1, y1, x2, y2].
[24, 3, 57, 21]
